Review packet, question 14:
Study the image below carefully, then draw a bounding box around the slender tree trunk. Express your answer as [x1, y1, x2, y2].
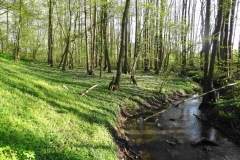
[189, 1, 196, 66]
[114, 0, 130, 90]
[6, 6, 9, 53]
[199, 0, 205, 70]
[238, 33, 240, 72]
[123, 15, 129, 74]
[132, 0, 138, 76]
[181, 0, 187, 72]
[222, 0, 231, 78]
[0, 34, 3, 53]
[48, 0, 54, 67]
[62, 0, 72, 71]
[228, 0, 237, 79]
[102, 0, 111, 73]
[89, 2, 97, 75]
[14, 0, 22, 62]
[155, 0, 165, 74]
[84, 0, 89, 73]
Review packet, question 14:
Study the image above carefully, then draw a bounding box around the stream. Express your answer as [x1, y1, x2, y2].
[124, 95, 240, 160]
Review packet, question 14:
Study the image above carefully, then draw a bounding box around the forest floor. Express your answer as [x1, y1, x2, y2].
[0, 53, 201, 160]
[1, 53, 239, 159]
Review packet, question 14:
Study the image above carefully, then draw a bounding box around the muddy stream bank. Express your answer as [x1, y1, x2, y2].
[123, 95, 240, 160]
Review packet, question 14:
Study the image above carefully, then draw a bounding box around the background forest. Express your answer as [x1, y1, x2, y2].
[0, 0, 239, 75]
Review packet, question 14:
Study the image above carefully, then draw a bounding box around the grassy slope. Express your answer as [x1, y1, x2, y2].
[214, 82, 240, 120]
[0, 53, 201, 160]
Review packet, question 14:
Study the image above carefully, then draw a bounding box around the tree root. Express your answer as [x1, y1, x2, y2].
[191, 137, 219, 146]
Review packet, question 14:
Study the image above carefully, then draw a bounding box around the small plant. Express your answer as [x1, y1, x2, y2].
[188, 70, 200, 77]
[218, 111, 235, 119]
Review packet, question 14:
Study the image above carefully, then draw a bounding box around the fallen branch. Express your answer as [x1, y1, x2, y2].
[144, 110, 166, 121]
[172, 82, 240, 108]
[191, 137, 219, 146]
[62, 84, 69, 90]
[79, 84, 99, 96]
[144, 83, 240, 122]
[165, 140, 176, 146]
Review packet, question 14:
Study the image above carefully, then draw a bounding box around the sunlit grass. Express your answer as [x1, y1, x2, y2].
[0, 53, 201, 159]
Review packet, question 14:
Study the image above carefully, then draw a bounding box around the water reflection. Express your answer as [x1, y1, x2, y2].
[124, 97, 240, 160]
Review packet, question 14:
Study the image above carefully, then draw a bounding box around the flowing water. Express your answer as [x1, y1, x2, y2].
[124, 96, 240, 160]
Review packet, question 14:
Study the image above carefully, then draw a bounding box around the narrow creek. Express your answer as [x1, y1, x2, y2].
[124, 95, 240, 160]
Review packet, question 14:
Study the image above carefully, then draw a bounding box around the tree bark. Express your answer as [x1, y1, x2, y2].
[222, 0, 231, 78]
[132, 0, 138, 76]
[48, 0, 54, 67]
[14, 0, 22, 62]
[114, 0, 130, 90]
[228, 0, 237, 79]
[89, 2, 97, 75]
[84, 0, 89, 73]
[201, 0, 211, 93]
[238, 33, 240, 72]
[200, 0, 224, 110]
[199, 0, 205, 70]
[102, 0, 111, 73]
[155, 0, 165, 74]
[123, 15, 129, 74]
[62, 0, 72, 71]
[181, 0, 187, 71]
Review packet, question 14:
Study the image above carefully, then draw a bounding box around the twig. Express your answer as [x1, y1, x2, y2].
[62, 84, 69, 90]
[79, 84, 99, 96]
[144, 110, 166, 121]
[124, 148, 134, 160]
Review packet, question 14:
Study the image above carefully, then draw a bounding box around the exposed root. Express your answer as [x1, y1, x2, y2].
[191, 137, 219, 146]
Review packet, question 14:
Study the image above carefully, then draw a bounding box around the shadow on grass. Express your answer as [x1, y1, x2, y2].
[0, 54, 164, 159]
[0, 121, 80, 160]
[0, 61, 121, 159]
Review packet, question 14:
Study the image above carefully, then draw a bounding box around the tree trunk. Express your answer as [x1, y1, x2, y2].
[114, 0, 130, 90]
[222, 1, 231, 78]
[102, 0, 111, 73]
[199, 0, 224, 110]
[238, 33, 240, 72]
[202, 0, 211, 93]
[228, 0, 237, 79]
[48, 0, 54, 67]
[199, 0, 205, 70]
[84, 0, 89, 73]
[14, 0, 22, 62]
[132, 0, 138, 76]
[181, 0, 187, 72]
[89, 2, 97, 75]
[62, 0, 72, 71]
[123, 15, 129, 74]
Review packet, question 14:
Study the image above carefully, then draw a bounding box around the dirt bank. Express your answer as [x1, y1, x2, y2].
[115, 93, 240, 160]
[115, 92, 192, 160]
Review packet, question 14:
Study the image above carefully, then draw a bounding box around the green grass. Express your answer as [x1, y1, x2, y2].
[0, 53, 201, 159]
[214, 81, 240, 120]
